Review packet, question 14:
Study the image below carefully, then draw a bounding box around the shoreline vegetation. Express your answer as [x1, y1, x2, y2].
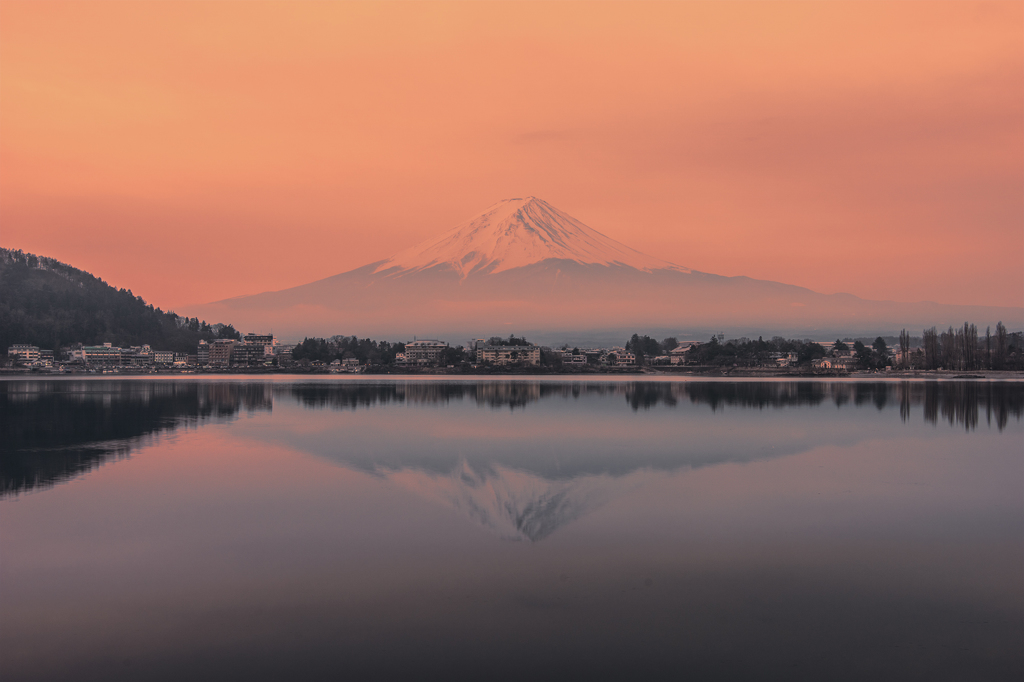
[5, 328, 1024, 377]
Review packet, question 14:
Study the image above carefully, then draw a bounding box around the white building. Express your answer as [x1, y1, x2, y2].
[404, 340, 448, 365]
[813, 356, 856, 371]
[477, 344, 540, 366]
[602, 348, 635, 366]
[772, 352, 799, 367]
[669, 346, 692, 365]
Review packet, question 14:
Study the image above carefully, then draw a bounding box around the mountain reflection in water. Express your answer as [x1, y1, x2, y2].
[3, 377, 1021, 682]
[382, 461, 622, 541]
[284, 381, 1024, 540]
[2, 380, 1020, 510]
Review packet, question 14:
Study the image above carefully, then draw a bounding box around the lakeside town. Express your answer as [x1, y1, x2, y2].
[4, 248, 1021, 377]
[5, 322, 1022, 375]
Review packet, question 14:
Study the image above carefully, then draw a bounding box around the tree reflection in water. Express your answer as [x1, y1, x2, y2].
[2, 379, 1020, 500]
[0, 381, 272, 497]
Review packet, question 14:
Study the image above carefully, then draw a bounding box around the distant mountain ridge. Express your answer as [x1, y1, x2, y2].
[0, 248, 236, 352]
[192, 197, 1023, 343]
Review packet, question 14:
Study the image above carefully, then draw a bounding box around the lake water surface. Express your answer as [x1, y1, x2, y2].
[1, 377, 1022, 681]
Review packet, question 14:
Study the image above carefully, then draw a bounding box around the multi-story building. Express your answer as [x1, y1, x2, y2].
[82, 343, 122, 366]
[468, 339, 487, 362]
[231, 343, 265, 367]
[154, 350, 175, 365]
[207, 339, 236, 367]
[7, 344, 41, 363]
[669, 346, 691, 364]
[243, 333, 275, 346]
[477, 344, 540, 366]
[121, 345, 154, 367]
[243, 333, 276, 359]
[602, 348, 635, 366]
[404, 340, 449, 365]
[197, 340, 210, 365]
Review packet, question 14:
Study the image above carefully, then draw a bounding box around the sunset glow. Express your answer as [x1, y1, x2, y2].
[4, 5, 1024, 677]
[1, 1, 1021, 311]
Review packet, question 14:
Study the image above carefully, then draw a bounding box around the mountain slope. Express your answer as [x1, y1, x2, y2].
[191, 198, 1023, 342]
[0, 248, 237, 352]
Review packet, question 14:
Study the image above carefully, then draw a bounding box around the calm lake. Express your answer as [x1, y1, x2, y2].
[1, 377, 1022, 681]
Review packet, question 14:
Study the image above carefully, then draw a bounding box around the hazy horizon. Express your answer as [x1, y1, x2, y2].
[2, 1, 1021, 315]
[181, 196, 1022, 343]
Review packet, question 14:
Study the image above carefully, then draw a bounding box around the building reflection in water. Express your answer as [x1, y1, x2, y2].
[289, 380, 1021, 430]
[2, 380, 1020, 511]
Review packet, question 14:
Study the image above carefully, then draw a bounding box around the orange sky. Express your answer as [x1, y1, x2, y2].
[1, 1, 1021, 311]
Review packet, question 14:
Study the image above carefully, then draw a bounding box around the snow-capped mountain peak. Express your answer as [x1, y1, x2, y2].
[374, 196, 689, 277]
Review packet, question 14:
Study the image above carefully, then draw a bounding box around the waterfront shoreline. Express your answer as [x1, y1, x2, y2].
[2, 367, 1022, 380]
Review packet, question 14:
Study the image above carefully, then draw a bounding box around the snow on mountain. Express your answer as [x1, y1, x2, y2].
[190, 195, 1023, 341]
[380, 460, 625, 542]
[374, 196, 690, 278]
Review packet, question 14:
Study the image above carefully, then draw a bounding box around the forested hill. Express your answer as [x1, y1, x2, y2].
[0, 248, 240, 353]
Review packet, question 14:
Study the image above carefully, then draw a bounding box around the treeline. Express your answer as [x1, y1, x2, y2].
[486, 335, 530, 346]
[908, 322, 1021, 370]
[622, 333, 829, 366]
[623, 322, 1023, 371]
[624, 333, 677, 361]
[1, 381, 274, 497]
[292, 336, 410, 365]
[0, 249, 239, 353]
[684, 335, 831, 367]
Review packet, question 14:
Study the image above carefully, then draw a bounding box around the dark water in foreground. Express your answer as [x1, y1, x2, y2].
[1, 378, 1021, 681]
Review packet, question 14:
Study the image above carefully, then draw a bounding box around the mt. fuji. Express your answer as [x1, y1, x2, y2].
[376, 197, 687, 277]
[192, 198, 1021, 342]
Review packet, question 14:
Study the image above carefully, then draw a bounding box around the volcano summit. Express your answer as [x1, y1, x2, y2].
[376, 197, 688, 277]
[192, 198, 1021, 342]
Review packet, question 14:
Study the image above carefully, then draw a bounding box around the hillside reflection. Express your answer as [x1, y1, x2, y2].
[2, 380, 1020, 502]
[0, 381, 272, 497]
